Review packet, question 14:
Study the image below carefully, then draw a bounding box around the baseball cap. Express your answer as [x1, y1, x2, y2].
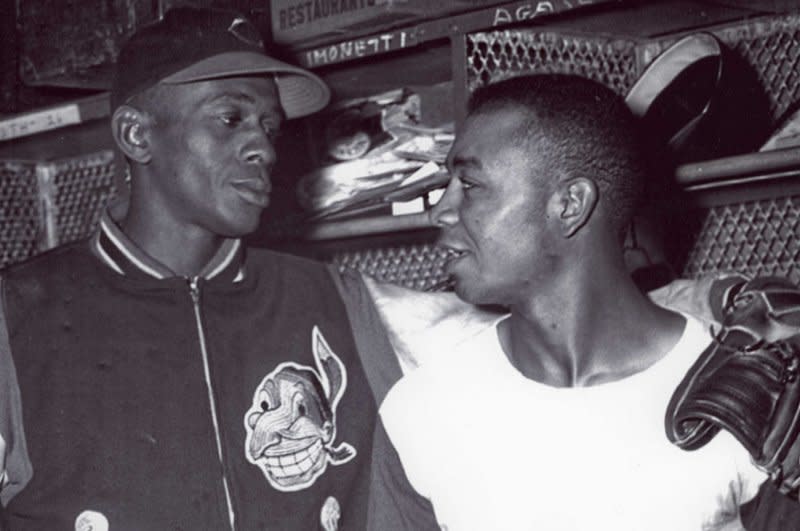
[110, 6, 330, 119]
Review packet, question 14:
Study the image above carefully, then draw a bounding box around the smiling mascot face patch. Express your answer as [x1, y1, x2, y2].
[244, 326, 356, 492]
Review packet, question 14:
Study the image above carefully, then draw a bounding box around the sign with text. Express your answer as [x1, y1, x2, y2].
[295, 0, 610, 68]
[271, 0, 426, 45]
[0, 104, 81, 142]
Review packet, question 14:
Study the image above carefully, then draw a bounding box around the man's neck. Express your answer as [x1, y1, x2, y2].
[119, 208, 225, 278]
[498, 261, 685, 388]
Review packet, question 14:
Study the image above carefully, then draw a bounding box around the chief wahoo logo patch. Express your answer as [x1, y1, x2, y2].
[244, 326, 356, 491]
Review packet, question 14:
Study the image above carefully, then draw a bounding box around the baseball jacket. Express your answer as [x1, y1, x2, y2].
[0, 212, 407, 530]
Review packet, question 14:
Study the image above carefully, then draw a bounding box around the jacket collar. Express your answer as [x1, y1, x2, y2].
[91, 211, 245, 282]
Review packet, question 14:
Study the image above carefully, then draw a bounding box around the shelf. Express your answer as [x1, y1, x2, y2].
[676, 146, 800, 187]
[675, 148, 800, 207]
[287, 0, 621, 69]
[281, 145, 800, 242]
[0, 93, 109, 144]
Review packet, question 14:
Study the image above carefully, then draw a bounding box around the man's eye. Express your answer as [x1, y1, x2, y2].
[460, 179, 477, 191]
[220, 114, 242, 127]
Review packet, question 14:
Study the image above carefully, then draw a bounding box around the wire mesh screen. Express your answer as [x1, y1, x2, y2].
[51, 151, 117, 245]
[0, 151, 116, 270]
[0, 160, 41, 268]
[332, 243, 451, 291]
[712, 14, 800, 124]
[466, 29, 640, 94]
[682, 195, 800, 284]
[468, 14, 800, 123]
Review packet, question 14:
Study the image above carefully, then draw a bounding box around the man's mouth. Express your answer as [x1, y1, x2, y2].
[232, 179, 271, 207]
[439, 244, 468, 261]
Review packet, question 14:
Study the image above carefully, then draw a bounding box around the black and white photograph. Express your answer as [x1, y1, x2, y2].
[0, 0, 799, 529]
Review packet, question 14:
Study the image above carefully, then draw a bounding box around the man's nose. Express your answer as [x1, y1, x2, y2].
[242, 128, 277, 168]
[429, 178, 461, 227]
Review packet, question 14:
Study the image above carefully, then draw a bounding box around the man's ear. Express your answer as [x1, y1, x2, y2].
[111, 105, 151, 163]
[557, 177, 597, 238]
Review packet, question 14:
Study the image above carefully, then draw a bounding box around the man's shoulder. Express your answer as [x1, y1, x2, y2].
[2, 238, 94, 281]
[244, 247, 334, 283]
[363, 277, 504, 372]
[0, 240, 99, 325]
[246, 247, 334, 273]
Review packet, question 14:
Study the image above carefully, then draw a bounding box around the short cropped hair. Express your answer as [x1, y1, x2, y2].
[468, 74, 648, 240]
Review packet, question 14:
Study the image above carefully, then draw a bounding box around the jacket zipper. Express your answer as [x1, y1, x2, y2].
[189, 276, 236, 530]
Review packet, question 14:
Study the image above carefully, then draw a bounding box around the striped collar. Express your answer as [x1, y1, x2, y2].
[92, 212, 245, 282]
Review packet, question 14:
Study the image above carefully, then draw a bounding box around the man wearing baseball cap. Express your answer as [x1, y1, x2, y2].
[0, 6, 421, 529]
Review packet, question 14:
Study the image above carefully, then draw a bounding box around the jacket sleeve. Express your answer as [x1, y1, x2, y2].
[328, 266, 406, 405]
[0, 275, 32, 507]
[367, 417, 439, 530]
[329, 268, 439, 529]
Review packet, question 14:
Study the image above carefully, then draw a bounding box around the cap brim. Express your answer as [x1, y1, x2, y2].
[162, 51, 330, 119]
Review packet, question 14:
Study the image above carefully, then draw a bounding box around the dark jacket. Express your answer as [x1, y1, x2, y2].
[0, 215, 401, 530]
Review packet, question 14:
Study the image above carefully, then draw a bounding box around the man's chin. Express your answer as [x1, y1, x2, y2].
[451, 276, 509, 309]
[217, 210, 264, 238]
[452, 276, 488, 305]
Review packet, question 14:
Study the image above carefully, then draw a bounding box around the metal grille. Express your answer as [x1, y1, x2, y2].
[0, 160, 41, 268]
[672, 15, 800, 284]
[715, 14, 800, 123]
[333, 243, 451, 291]
[466, 29, 640, 94]
[51, 151, 117, 245]
[468, 14, 800, 122]
[682, 196, 800, 284]
[0, 151, 117, 270]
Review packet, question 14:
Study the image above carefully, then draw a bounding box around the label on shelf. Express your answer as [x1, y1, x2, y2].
[293, 0, 616, 68]
[272, 0, 424, 45]
[0, 104, 81, 142]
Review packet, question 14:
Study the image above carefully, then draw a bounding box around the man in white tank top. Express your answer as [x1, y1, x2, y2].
[369, 74, 773, 530]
